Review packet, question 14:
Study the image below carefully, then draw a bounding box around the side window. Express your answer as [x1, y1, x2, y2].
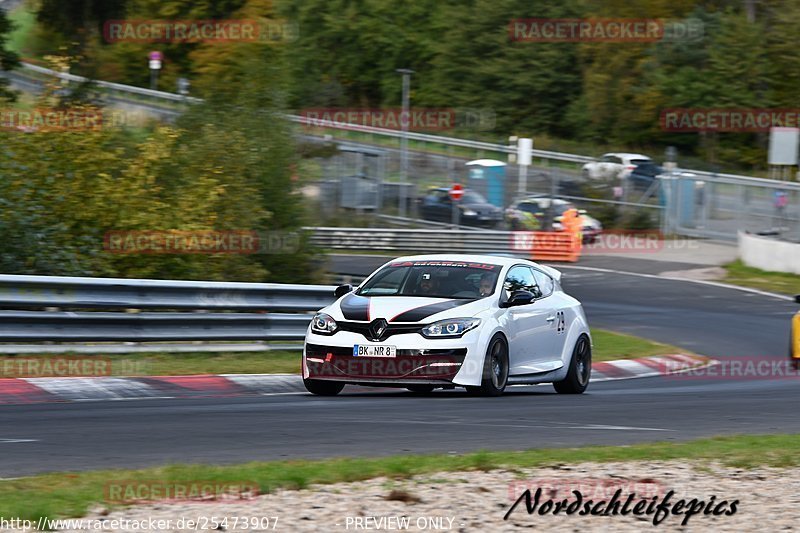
[532, 269, 554, 298]
[436, 191, 451, 204]
[503, 266, 540, 299]
[611, 156, 623, 165]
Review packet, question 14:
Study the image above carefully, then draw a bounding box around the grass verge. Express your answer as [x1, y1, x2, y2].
[0, 328, 688, 377]
[2, 433, 798, 521]
[590, 329, 691, 360]
[723, 260, 800, 296]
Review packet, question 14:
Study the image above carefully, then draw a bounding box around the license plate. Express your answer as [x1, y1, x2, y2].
[353, 345, 397, 358]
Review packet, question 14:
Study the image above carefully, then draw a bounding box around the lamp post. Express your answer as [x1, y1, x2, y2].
[396, 68, 414, 217]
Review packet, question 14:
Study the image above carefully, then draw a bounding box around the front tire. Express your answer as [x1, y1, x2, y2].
[554, 334, 591, 394]
[466, 335, 509, 397]
[303, 378, 345, 396]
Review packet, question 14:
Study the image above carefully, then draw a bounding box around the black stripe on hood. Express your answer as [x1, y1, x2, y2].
[391, 299, 477, 323]
[340, 293, 370, 321]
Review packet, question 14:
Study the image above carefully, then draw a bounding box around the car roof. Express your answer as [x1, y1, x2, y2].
[518, 196, 569, 204]
[427, 187, 474, 192]
[389, 253, 537, 268]
[603, 152, 651, 159]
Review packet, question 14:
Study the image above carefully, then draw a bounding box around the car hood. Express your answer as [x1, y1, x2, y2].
[323, 293, 490, 323]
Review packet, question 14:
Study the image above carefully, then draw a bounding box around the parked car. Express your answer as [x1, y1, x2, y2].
[303, 254, 592, 396]
[582, 153, 653, 180]
[628, 162, 664, 189]
[419, 188, 503, 228]
[504, 196, 603, 243]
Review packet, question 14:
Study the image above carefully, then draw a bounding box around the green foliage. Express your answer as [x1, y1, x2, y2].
[25, 0, 800, 169]
[0, 46, 318, 282]
[0, 7, 20, 102]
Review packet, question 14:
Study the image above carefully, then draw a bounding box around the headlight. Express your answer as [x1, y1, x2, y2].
[421, 318, 481, 338]
[311, 312, 337, 335]
[461, 209, 477, 216]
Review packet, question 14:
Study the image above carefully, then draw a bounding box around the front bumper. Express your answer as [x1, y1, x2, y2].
[305, 343, 467, 384]
[303, 328, 484, 385]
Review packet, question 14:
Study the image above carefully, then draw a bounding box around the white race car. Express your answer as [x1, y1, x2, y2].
[302, 254, 592, 396]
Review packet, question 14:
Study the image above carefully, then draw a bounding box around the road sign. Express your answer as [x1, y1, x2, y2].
[149, 51, 163, 70]
[517, 138, 532, 166]
[449, 183, 464, 201]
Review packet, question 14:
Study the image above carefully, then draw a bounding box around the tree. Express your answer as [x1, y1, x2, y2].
[0, 7, 20, 102]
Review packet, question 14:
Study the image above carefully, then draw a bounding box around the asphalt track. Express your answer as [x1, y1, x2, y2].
[0, 256, 797, 477]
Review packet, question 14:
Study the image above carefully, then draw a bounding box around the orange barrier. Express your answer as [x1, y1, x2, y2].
[510, 231, 582, 262]
[509, 208, 583, 262]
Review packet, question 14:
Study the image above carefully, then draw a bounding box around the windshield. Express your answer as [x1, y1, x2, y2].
[462, 192, 488, 204]
[357, 261, 502, 299]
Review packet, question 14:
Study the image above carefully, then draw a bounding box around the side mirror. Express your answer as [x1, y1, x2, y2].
[795, 295, 800, 304]
[503, 290, 535, 308]
[334, 284, 353, 298]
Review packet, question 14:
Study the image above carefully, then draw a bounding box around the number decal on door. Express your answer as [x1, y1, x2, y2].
[556, 311, 565, 334]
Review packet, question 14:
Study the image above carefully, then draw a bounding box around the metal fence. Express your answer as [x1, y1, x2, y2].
[661, 173, 800, 242]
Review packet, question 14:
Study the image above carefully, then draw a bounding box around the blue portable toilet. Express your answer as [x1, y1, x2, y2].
[466, 159, 506, 207]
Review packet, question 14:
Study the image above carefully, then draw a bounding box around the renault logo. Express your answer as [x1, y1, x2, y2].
[369, 318, 389, 341]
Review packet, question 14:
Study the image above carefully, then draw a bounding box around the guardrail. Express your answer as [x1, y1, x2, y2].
[19, 62, 202, 104]
[0, 227, 560, 344]
[307, 226, 581, 260]
[0, 274, 336, 344]
[308, 227, 524, 254]
[0, 274, 334, 311]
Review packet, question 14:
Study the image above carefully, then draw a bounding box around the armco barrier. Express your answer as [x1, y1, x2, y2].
[0, 237, 580, 345]
[0, 275, 336, 344]
[307, 227, 582, 261]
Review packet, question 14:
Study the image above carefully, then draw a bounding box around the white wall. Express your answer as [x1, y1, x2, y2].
[739, 231, 800, 275]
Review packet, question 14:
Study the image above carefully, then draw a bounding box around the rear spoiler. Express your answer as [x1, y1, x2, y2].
[539, 265, 562, 283]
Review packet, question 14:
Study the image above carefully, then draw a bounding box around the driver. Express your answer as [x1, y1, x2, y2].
[479, 273, 496, 297]
[417, 273, 439, 295]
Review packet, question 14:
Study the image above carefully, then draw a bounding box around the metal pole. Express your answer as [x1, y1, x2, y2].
[397, 69, 414, 217]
